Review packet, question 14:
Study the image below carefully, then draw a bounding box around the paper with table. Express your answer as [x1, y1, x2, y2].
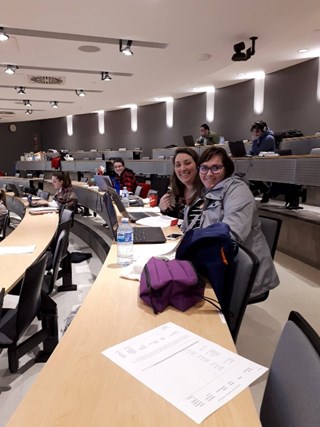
[102, 322, 267, 424]
[0, 244, 36, 255]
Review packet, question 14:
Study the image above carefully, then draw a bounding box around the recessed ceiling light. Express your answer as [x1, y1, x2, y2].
[298, 48, 309, 53]
[78, 45, 101, 53]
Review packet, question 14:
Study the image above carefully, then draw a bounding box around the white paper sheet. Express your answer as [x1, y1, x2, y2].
[0, 244, 36, 255]
[135, 215, 178, 228]
[102, 322, 267, 424]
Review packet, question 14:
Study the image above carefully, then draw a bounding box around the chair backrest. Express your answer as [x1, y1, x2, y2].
[137, 183, 151, 198]
[0, 212, 10, 240]
[228, 243, 259, 342]
[260, 311, 320, 427]
[259, 215, 282, 259]
[310, 147, 320, 155]
[0, 288, 4, 321]
[16, 253, 48, 339]
[44, 230, 68, 294]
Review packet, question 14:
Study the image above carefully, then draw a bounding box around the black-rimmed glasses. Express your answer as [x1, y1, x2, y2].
[199, 165, 224, 174]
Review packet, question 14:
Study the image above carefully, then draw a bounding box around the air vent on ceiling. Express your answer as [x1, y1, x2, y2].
[28, 75, 65, 85]
[0, 111, 15, 116]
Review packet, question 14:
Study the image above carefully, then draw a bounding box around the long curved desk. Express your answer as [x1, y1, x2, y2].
[6, 186, 260, 426]
[1, 195, 59, 293]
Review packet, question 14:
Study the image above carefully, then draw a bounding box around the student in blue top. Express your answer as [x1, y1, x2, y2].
[250, 121, 275, 155]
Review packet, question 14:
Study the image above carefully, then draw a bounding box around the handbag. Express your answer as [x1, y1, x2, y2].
[139, 257, 205, 314]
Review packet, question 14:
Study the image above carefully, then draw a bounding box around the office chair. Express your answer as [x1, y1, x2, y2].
[248, 216, 282, 305]
[135, 183, 151, 198]
[260, 311, 320, 427]
[43, 230, 68, 294]
[0, 253, 55, 372]
[0, 212, 10, 241]
[227, 243, 259, 342]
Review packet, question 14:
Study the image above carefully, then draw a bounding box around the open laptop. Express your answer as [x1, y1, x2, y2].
[102, 193, 166, 244]
[105, 186, 159, 222]
[93, 175, 113, 191]
[7, 183, 23, 197]
[228, 140, 249, 158]
[183, 135, 196, 147]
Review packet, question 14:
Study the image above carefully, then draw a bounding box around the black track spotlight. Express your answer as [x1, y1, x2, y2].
[25, 109, 33, 115]
[75, 89, 86, 97]
[50, 101, 59, 108]
[23, 100, 32, 107]
[5, 65, 18, 75]
[101, 71, 112, 81]
[232, 36, 258, 62]
[16, 86, 26, 95]
[0, 27, 9, 42]
[119, 39, 133, 56]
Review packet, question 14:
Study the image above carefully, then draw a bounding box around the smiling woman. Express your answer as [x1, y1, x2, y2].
[158, 147, 203, 219]
[183, 146, 279, 298]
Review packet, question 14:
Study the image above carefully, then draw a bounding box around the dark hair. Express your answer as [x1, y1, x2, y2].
[113, 157, 125, 166]
[198, 146, 234, 179]
[200, 123, 210, 131]
[171, 148, 203, 202]
[52, 171, 72, 188]
[251, 120, 267, 132]
[0, 188, 6, 207]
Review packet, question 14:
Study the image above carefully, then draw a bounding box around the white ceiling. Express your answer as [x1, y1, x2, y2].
[1, 0, 320, 123]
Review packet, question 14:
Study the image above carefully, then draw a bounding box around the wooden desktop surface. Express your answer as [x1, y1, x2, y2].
[1, 196, 59, 293]
[7, 237, 261, 426]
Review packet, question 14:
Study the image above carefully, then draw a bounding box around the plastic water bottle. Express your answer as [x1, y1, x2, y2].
[122, 186, 130, 208]
[117, 218, 134, 266]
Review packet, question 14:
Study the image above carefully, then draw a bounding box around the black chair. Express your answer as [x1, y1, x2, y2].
[248, 216, 282, 305]
[0, 253, 58, 373]
[43, 230, 69, 294]
[47, 209, 76, 292]
[0, 288, 4, 321]
[0, 211, 10, 241]
[227, 243, 259, 342]
[260, 311, 320, 427]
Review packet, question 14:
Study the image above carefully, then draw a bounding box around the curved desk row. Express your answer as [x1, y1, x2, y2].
[1, 195, 59, 293]
[6, 191, 260, 426]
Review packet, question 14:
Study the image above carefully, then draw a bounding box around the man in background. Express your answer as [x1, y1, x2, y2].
[196, 123, 220, 145]
[250, 121, 275, 155]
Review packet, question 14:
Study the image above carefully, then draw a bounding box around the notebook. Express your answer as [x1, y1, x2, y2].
[183, 135, 196, 147]
[228, 140, 249, 158]
[102, 193, 166, 244]
[105, 186, 158, 222]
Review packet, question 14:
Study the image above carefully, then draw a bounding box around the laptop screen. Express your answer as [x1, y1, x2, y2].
[228, 141, 247, 157]
[105, 186, 129, 219]
[94, 175, 113, 192]
[182, 135, 195, 147]
[102, 193, 119, 239]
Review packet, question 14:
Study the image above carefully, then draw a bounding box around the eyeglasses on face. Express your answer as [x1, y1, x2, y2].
[199, 164, 224, 174]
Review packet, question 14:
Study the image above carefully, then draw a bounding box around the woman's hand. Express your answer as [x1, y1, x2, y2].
[159, 193, 172, 212]
[32, 200, 49, 207]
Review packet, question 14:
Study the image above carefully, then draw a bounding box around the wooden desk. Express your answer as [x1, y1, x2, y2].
[0, 196, 59, 293]
[7, 240, 260, 426]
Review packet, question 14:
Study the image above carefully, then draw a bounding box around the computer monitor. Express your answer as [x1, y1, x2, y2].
[182, 135, 196, 147]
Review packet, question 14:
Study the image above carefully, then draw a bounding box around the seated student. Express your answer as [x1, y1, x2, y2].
[183, 146, 279, 298]
[196, 123, 220, 146]
[249, 121, 276, 202]
[0, 188, 8, 231]
[32, 171, 78, 211]
[159, 148, 204, 220]
[113, 158, 138, 193]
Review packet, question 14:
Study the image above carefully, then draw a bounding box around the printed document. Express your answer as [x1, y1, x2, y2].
[102, 322, 267, 424]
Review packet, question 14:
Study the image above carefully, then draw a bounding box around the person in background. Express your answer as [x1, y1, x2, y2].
[0, 188, 8, 231]
[184, 146, 279, 298]
[250, 120, 275, 155]
[159, 148, 203, 221]
[113, 158, 138, 193]
[249, 120, 276, 202]
[33, 171, 78, 211]
[196, 123, 220, 146]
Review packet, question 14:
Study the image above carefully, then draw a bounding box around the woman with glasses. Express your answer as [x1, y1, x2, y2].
[184, 146, 279, 298]
[159, 148, 203, 220]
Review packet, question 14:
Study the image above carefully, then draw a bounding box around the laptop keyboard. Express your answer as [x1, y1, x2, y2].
[129, 211, 159, 221]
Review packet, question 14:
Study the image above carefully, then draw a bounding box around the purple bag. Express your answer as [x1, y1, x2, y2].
[139, 257, 205, 313]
